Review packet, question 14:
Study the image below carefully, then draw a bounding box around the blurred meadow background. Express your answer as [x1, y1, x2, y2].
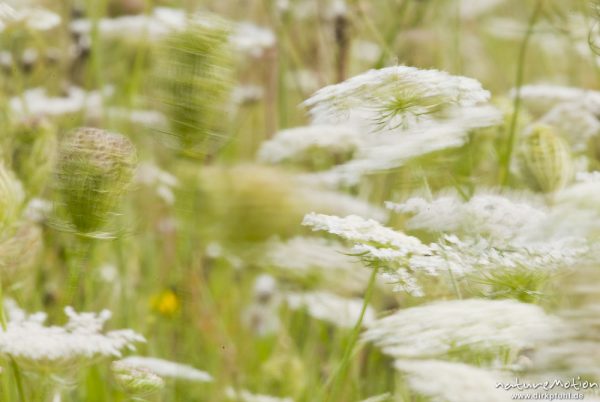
[2, 0, 600, 401]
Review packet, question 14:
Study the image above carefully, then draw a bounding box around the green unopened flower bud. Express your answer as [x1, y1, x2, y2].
[519, 124, 573, 193]
[156, 19, 233, 157]
[56, 127, 137, 234]
[112, 361, 164, 397]
[11, 117, 58, 197]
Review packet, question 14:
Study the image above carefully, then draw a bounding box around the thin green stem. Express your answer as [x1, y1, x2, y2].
[499, 0, 544, 185]
[0, 281, 26, 402]
[321, 264, 380, 402]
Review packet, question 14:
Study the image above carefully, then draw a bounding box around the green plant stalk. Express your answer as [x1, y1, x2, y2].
[499, 0, 544, 185]
[65, 237, 94, 308]
[0, 280, 26, 402]
[322, 264, 380, 402]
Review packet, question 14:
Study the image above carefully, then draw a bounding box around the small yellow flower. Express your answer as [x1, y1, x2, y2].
[151, 289, 180, 317]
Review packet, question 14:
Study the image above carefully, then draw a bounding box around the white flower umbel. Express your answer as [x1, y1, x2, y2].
[304, 66, 490, 129]
[538, 102, 600, 152]
[363, 299, 565, 360]
[299, 189, 387, 222]
[359, 393, 392, 402]
[387, 191, 547, 242]
[395, 360, 510, 402]
[230, 22, 276, 58]
[515, 85, 600, 116]
[303, 208, 587, 297]
[257, 125, 363, 165]
[302, 212, 446, 296]
[301, 106, 502, 187]
[285, 291, 375, 328]
[0, 305, 144, 374]
[135, 162, 179, 205]
[10, 87, 106, 119]
[225, 387, 294, 402]
[0, 3, 60, 32]
[459, 0, 506, 19]
[117, 356, 213, 382]
[263, 236, 371, 293]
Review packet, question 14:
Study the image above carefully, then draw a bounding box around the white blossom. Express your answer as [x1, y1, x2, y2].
[135, 163, 178, 205]
[263, 236, 371, 293]
[459, 0, 506, 19]
[230, 22, 276, 58]
[395, 360, 511, 402]
[304, 66, 490, 129]
[257, 125, 363, 164]
[225, 388, 294, 402]
[0, 305, 144, 374]
[285, 291, 375, 328]
[0, 3, 60, 32]
[117, 356, 213, 382]
[387, 192, 547, 242]
[10, 86, 106, 119]
[300, 106, 502, 186]
[363, 299, 565, 360]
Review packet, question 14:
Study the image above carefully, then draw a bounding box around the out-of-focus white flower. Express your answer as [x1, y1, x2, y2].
[299, 187, 387, 221]
[300, 106, 502, 187]
[135, 162, 178, 205]
[576, 171, 600, 183]
[352, 40, 381, 64]
[515, 85, 600, 116]
[10, 87, 106, 119]
[387, 191, 547, 242]
[459, 0, 506, 20]
[107, 108, 168, 129]
[304, 66, 490, 129]
[285, 290, 374, 328]
[302, 213, 426, 252]
[395, 360, 510, 402]
[70, 7, 189, 41]
[230, 22, 276, 58]
[359, 393, 392, 402]
[118, 356, 213, 382]
[363, 299, 566, 360]
[0, 3, 60, 32]
[24, 197, 52, 223]
[225, 387, 294, 402]
[538, 102, 600, 152]
[258, 125, 363, 164]
[263, 236, 371, 293]
[287, 69, 320, 94]
[0, 305, 144, 374]
[303, 210, 587, 296]
[231, 85, 265, 106]
[243, 275, 281, 337]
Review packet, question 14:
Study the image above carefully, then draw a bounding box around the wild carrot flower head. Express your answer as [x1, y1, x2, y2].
[0, 305, 145, 375]
[519, 124, 574, 193]
[56, 127, 137, 234]
[112, 360, 165, 397]
[303, 66, 490, 129]
[117, 356, 213, 382]
[363, 299, 565, 362]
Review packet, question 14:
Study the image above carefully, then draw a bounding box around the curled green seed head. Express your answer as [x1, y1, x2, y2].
[56, 127, 137, 234]
[519, 124, 573, 193]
